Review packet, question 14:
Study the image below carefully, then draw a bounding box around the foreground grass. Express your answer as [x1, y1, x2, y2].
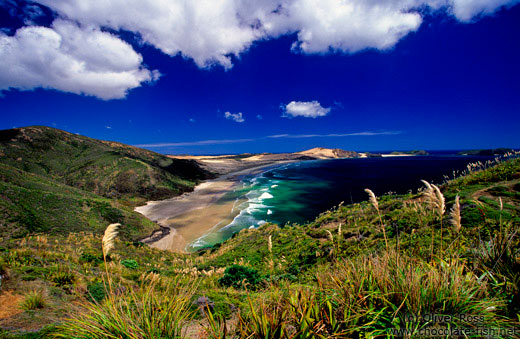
[0, 156, 519, 337]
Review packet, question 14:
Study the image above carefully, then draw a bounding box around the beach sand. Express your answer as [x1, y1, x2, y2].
[135, 162, 292, 253]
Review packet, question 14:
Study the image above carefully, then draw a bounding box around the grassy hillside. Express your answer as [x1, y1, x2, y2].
[0, 154, 518, 338]
[0, 126, 212, 202]
[0, 163, 158, 240]
[0, 126, 214, 241]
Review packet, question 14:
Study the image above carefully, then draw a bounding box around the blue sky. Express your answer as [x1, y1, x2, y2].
[1, 0, 519, 154]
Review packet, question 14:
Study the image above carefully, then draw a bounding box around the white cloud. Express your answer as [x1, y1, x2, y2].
[32, 0, 519, 70]
[224, 111, 245, 123]
[34, 0, 265, 70]
[2, 0, 517, 98]
[189, 118, 196, 123]
[256, 114, 263, 120]
[450, 0, 520, 21]
[0, 19, 157, 99]
[283, 101, 331, 118]
[105, 126, 112, 129]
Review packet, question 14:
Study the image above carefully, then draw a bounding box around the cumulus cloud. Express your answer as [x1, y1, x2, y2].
[224, 111, 245, 123]
[32, 0, 519, 70]
[0, 19, 157, 99]
[2, 0, 518, 98]
[34, 0, 264, 69]
[283, 101, 331, 118]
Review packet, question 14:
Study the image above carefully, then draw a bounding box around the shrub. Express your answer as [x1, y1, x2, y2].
[86, 281, 106, 303]
[49, 267, 75, 287]
[218, 265, 262, 290]
[20, 290, 46, 310]
[80, 251, 102, 264]
[121, 259, 139, 269]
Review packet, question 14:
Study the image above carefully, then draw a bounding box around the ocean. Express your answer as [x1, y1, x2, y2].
[187, 152, 493, 251]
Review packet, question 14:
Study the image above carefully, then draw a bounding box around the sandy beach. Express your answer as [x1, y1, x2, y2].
[135, 162, 293, 253]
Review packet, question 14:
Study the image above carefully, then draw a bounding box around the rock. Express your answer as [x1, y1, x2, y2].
[194, 296, 214, 314]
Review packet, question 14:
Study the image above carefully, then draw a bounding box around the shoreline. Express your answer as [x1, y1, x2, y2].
[135, 161, 296, 253]
[135, 153, 420, 253]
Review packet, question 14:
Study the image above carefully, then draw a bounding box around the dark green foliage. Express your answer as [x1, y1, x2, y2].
[49, 267, 75, 288]
[146, 268, 160, 274]
[121, 259, 139, 269]
[87, 281, 106, 302]
[20, 290, 45, 310]
[91, 201, 124, 223]
[80, 251, 102, 264]
[0, 257, 6, 276]
[218, 265, 262, 290]
[16, 266, 49, 281]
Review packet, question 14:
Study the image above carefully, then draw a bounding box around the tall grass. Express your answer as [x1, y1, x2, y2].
[364, 188, 388, 250]
[56, 223, 197, 339]
[20, 290, 46, 310]
[57, 276, 196, 338]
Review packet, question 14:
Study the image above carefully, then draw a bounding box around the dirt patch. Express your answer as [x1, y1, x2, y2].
[471, 179, 520, 201]
[0, 290, 23, 320]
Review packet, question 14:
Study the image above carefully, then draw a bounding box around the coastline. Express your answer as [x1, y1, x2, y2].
[135, 153, 420, 253]
[135, 161, 296, 253]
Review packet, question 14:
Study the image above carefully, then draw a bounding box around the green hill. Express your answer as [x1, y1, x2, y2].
[0, 126, 213, 240]
[0, 126, 212, 201]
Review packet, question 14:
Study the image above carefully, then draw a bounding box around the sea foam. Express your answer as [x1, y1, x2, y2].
[259, 192, 274, 199]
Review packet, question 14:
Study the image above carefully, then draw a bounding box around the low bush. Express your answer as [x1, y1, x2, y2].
[86, 281, 106, 303]
[218, 265, 262, 290]
[121, 259, 139, 269]
[49, 267, 75, 287]
[20, 290, 46, 311]
[80, 251, 102, 264]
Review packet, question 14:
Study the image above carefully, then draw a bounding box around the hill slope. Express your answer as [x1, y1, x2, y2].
[0, 126, 213, 240]
[0, 126, 213, 201]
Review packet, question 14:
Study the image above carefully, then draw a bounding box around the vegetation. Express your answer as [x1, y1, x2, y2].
[20, 290, 46, 311]
[0, 126, 212, 201]
[218, 265, 262, 290]
[0, 126, 212, 240]
[0, 129, 518, 337]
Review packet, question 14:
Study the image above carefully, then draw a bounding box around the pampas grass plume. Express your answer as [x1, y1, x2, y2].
[267, 235, 272, 254]
[364, 188, 379, 211]
[326, 230, 334, 243]
[450, 195, 461, 233]
[421, 180, 435, 206]
[432, 184, 445, 216]
[102, 223, 120, 258]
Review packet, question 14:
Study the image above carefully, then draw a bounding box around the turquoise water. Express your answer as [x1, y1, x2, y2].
[187, 153, 492, 251]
